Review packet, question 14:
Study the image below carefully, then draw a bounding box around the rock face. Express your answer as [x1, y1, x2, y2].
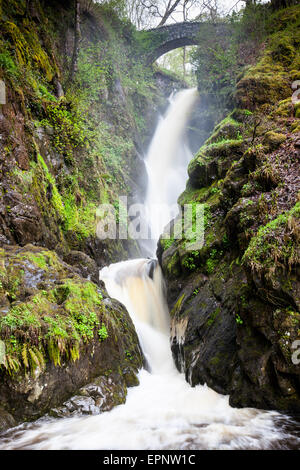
[158, 7, 300, 413]
[0, 0, 192, 434]
[0, 244, 143, 431]
[0, 1, 170, 265]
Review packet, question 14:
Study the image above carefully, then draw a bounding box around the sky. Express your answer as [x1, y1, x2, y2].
[163, 0, 244, 24]
[162, 0, 269, 24]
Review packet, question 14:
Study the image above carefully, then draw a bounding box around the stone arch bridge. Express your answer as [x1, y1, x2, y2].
[139, 21, 227, 64]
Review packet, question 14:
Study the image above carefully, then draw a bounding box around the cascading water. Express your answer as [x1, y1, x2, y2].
[144, 88, 197, 253]
[1, 89, 299, 450]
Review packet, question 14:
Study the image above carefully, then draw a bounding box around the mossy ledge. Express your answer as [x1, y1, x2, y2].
[0, 244, 143, 430]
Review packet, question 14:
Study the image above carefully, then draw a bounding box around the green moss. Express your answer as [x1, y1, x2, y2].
[63, 195, 97, 240]
[201, 139, 244, 159]
[0, 268, 107, 375]
[274, 98, 294, 117]
[40, 102, 89, 162]
[0, 50, 19, 78]
[163, 250, 181, 279]
[182, 251, 199, 272]
[270, 30, 298, 67]
[264, 131, 287, 149]
[235, 6, 300, 111]
[170, 294, 185, 317]
[205, 117, 242, 145]
[36, 154, 65, 218]
[160, 237, 174, 251]
[98, 323, 109, 341]
[291, 122, 300, 133]
[1, 265, 24, 302]
[205, 248, 223, 275]
[188, 138, 244, 189]
[242, 202, 300, 277]
[178, 185, 211, 206]
[206, 307, 221, 327]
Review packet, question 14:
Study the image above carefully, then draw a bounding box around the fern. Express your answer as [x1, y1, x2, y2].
[22, 343, 29, 369]
[57, 337, 66, 354]
[28, 347, 40, 372]
[69, 343, 80, 362]
[5, 354, 20, 375]
[47, 339, 61, 367]
[33, 347, 46, 372]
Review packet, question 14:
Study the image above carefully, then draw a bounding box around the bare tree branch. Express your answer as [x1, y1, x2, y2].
[158, 0, 182, 25]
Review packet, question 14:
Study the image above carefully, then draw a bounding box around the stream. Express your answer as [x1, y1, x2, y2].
[0, 89, 299, 450]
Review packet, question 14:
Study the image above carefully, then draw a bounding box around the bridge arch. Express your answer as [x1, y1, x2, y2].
[138, 22, 225, 64]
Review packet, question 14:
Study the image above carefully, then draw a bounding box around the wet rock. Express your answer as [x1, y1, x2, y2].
[169, 264, 241, 394]
[9, 203, 43, 244]
[159, 48, 300, 411]
[0, 408, 16, 433]
[64, 250, 99, 284]
[50, 375, 128, 418]
[60, 396, 99, 416]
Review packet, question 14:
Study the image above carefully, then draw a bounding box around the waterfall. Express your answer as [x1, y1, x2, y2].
[143, 88, 198, 253]
[99, 89, 199, 374]
[100, 259, 171, 373]
[1, 89, 298, 450]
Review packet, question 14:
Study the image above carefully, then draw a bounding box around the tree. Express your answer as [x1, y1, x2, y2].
[125, 0, 221, 29]
[270, 0, 299, 8]
[238, 0, 298, 10]
[125, 0, 182, 28]
[69, 0, 81, 82]
[157, 0, 182, 25]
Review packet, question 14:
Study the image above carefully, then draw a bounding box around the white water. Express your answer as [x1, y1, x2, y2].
[144, 88, 198, 254]
[0, 89, 299, 450]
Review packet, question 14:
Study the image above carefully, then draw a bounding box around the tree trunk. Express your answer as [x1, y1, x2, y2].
[183, 46, 186, 80]
[69, 0, 81, 82]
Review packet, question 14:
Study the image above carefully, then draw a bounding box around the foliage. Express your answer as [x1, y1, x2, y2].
[40, 102, 89, 163]
[157, 46, 197, 86]
[190, 4, 270, 112]
[242, 202, 300, 278]
[192, 24, 240, 110]
[206, 248, 223, 274]
[0, 275, 107, 375]
[0, 49, 19, 78]
[98, 323, 109, 341]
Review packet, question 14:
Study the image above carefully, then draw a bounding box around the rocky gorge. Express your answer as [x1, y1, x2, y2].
[0, 0, 299, 445]
[158, 5, 300, 412]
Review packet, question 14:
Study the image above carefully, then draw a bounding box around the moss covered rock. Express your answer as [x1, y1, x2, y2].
[0, 244, 143, 430]
[188, 139, 245, 188]
[264, 131, 287, 149]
